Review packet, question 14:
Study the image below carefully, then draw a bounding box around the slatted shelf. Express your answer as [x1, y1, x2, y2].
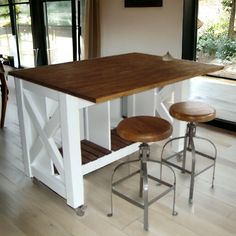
[81, 140, 111, 164]
[55, 129, 133, 174]
[111, 129, 133, 151]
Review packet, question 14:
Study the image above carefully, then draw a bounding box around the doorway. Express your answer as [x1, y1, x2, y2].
[44, 0, 73, 64]
[190, 0, 236, 125]
[197, 0, 236, 79]
[31, 0, 78, 66]
[0, 0, 34, 67]
[0, 0, 80, 67]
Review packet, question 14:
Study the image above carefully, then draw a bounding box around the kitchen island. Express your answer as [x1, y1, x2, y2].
[9, 53, 222, 214]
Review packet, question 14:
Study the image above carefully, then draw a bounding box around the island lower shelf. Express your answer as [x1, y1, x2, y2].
[56, 129, 134, 174]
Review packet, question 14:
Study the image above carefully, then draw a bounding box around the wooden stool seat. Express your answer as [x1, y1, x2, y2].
[117, 116, 172, 143]
[169, 101, 215, 123]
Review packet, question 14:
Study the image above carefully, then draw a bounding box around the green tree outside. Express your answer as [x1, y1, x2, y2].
[197, 0, 236, 61]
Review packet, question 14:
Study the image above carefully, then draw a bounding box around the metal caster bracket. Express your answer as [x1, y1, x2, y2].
[76, 205, 87, 216]
[173, 211, 178, 216]
[32, 177, 39, 184]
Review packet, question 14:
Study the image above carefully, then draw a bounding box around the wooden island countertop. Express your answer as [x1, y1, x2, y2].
[9, 53, 223, 103]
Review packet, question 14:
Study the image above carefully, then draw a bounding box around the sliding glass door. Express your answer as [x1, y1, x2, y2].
[185, 0, 236, 125]
[15, 1, 34, 67]
[0, 0, 80, 67]
[197, 0, 236, 79]
[0, 0, 34, 67]
[44, 0, 73, 64]
[0, 2, 12, 57]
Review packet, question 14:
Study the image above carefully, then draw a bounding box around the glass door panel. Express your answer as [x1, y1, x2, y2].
[44, 1, 73, 64]
[16, 3, 34, 67]
[0, 0, 8, 4]
[15, 0, 29, 2]
[197, 0, 236, 79]
[0, 6, 12, 57]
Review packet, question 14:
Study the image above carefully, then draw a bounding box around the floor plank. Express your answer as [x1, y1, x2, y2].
[0, 76, 235, 235]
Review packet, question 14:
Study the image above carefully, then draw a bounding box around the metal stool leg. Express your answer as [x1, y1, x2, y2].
[181, 125, 189, 173]
[139, 148, 144, 198]
[107, 174, 114, 217]
[189, 124, 196, 204]
[140, 143, 149, 230]
[139, 161, 143, 198]
[212, 157, 217, 188]
[142, 160, 148, 230]
[172, 183, 178, 216]
[189, 144, 196, 203]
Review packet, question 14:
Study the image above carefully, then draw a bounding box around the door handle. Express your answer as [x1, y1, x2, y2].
[33, 48, 39, 67]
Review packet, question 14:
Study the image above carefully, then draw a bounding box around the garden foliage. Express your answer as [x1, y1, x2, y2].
[197, 1, 236, 61]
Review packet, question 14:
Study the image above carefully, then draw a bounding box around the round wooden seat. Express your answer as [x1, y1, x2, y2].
[169, 101, 216, 123]
[117, 116, 172, 143]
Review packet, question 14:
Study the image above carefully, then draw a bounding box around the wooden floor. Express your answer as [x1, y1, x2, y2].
[190, 76, 236, 122]
[0, 77, 236, 236]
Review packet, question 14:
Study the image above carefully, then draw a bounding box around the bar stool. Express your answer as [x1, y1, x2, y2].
[107, 116, 177, 231]
[161, 101, 217, 204]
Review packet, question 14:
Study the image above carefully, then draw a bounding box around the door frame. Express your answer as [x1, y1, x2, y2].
[30, 0, 79, 66]
[182, 0, 198, 60]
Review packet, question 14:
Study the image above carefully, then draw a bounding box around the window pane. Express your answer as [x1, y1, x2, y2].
[45, 1, 73, 64]
[0, 1, 8, 5]
[16, 3, 34, 67]
[14, 0, 30, 3]
[0, 6, 12, 56]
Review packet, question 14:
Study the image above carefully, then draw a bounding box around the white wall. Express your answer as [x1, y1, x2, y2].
[100, 0, 184, 58]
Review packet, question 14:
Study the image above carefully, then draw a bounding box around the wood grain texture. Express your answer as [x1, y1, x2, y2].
[170, 101, 216, 123]
[117, 116, 172, 143]
[111, 129, 133, 151]
[9, 53, 223, 103]
[58, 140, 111, 166]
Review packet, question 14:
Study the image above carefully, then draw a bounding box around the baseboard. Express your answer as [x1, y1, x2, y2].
[206, 118, 236, 132]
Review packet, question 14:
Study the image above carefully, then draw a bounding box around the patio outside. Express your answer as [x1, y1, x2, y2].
[197, 0, 236, 79]
[0, 1, 72, 67]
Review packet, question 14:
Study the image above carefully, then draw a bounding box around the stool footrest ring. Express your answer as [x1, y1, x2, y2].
[108, 142, 177, 231]
[161, 124, 217, 203]
[112, 182, 175, 209]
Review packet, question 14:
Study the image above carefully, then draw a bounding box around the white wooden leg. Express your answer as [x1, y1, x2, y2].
[134, 89, 156, 116]
[172, 80, 190, 151]
[59, 93, 84, 208]
[87, 101, 111, 149]
[127, 89, 156, 117]
[127, 94, 136, 117]
[14, 79, 32, 177]
[156, 86, 174, 123]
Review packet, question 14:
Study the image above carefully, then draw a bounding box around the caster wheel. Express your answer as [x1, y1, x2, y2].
[32, 177, 39, 184]
[173, 211, 178, 216]
[76, 205, 87, 216]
